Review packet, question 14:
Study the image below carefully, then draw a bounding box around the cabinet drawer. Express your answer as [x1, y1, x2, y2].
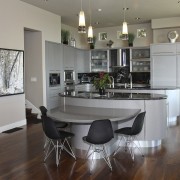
[151, 44, 176, 55]
[49, 88, 61, 97]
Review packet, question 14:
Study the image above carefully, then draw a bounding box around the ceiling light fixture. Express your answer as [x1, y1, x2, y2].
[78, 0, 86, 33]
[122, 0, 128, 40]
[88, 0, 93, 43]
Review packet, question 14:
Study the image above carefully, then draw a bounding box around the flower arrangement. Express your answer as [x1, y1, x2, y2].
[93, 72, 112, 90]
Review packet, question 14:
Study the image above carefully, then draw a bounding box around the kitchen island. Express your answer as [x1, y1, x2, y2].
[58, 92, 167, 150]
[107, 85, 180, 124]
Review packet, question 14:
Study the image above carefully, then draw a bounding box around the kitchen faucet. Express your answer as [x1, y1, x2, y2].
[109, 76, 114, 88]
[128, 73, 133, 89]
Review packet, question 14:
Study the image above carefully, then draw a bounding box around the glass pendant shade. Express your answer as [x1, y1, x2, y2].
[122, 21, 128, 34]
[87, 25, 93, 43]
[78, 11, 86, 33]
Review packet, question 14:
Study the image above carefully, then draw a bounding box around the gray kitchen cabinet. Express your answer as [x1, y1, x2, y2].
[150, 43, 177, 86]
[176, 55, 180, 86]
[75, 49, 90, 73]
[63, 45, 75, 70]
[46, 41, 63, 71]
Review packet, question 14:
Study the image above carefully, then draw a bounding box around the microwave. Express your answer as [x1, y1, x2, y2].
[49, 73, 60, 87]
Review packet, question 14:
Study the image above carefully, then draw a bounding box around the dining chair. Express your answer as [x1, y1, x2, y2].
[113, 112, 146, 160]
[83, 119, 114, 171]
[42, 116, 76, 167]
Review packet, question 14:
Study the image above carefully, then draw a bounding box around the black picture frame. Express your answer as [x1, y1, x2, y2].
[0, 48, 24, 97]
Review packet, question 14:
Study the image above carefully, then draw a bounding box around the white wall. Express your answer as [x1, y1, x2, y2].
[94, 23, 153, 49]
[61, 23, 89, 49]
[152, 17, 180, 43]
[0, 0, 61, 131]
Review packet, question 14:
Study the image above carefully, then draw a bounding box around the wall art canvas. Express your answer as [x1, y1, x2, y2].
[0, 48, 24, 97]
[137, 29, 146, 38]
[99, 32, 107, 41]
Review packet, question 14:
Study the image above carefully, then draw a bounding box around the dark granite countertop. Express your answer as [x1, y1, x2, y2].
[108, 85, 180, 90]
[60, 92, 167, 100]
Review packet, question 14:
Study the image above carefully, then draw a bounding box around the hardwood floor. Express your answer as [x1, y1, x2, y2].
[0, 120, 180, 180]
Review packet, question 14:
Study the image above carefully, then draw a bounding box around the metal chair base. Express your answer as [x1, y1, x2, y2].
[44, 138, 76, 167]
[86, 144, 112, 172]
[113, 135, 144, 161]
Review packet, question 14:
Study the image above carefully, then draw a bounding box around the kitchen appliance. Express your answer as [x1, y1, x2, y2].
[110, 48, 130, 68]
[49, 73, 60, 87]
[64, 70, 75, 92]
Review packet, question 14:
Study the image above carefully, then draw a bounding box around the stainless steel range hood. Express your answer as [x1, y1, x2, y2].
[110, 49, 130, 68]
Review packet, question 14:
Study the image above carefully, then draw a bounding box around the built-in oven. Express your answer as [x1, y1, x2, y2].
[49, 73, 60, 87]
[64, 70, 75, 92]
[64, 70, 75, 82]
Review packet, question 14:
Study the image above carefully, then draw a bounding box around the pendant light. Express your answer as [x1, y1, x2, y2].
[78, 0, 86, 33]
[122, 0, 128, 40]
[87, 0, 93, 43]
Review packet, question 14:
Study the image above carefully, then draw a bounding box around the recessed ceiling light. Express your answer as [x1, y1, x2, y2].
[135, 17, 140, 20]
[95, 21, 100, 25]
[98, 9, 102, 12]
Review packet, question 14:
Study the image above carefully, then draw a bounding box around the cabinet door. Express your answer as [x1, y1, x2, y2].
[151, 43, 176, 55]
[76, 49, 90, 73]
[46, 42, 62, 71]
[63, 46, 75, 70]
[151, 55, 176, 86]
[177, 55, 180, 86]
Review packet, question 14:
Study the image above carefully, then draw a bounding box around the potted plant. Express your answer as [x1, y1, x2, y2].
[93, 72, 112, 95]
[61, 29, 70, 45]
[128, 33, 135, 47]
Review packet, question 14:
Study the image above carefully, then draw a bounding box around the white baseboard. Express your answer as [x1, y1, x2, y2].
[0, 119, 26, 133]
[25, 99, 41, 118]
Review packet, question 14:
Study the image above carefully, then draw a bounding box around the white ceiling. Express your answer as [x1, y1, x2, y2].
[21, 0, 180, 28]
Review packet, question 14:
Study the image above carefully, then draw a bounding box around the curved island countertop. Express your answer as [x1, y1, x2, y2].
[60, 91, 167, 100]
[48, 105, 140, 124]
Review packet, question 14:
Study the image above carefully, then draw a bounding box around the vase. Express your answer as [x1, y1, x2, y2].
[99, 88, 105, 95]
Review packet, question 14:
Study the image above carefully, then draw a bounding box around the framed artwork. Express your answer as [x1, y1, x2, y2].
[99, 32, 107, 41]
[117, 31, 128, 40]
[137, 29, 146, 38]
[0, 48, 24, 97]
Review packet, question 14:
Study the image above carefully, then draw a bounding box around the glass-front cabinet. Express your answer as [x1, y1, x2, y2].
[90, 50, 109, 72]
[130, 47, 150, 73]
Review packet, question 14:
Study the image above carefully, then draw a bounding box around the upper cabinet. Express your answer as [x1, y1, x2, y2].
[130, 47, 150, 73]
[150, 43, 177, 86]
[63, 45, 75, 70]
[90, 49, 109, 72]
[75, 49, 90, 73]
[151, 43, 176, 55]
[45, 41, 63, 71]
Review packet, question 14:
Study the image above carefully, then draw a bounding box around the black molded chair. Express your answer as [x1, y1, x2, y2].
[39, 106, 68, 128]
[42, 116, 76, 166]
[83, 119, 114, 171]
[113, 112, 146, 160]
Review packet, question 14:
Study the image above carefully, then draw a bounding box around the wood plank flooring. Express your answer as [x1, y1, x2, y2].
[0, 119, 180, 180]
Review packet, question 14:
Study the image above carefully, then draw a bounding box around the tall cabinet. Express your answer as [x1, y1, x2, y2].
[150, 43, 176, 86]
[45, 41, 63, 110]
[90, 49, 109, 72]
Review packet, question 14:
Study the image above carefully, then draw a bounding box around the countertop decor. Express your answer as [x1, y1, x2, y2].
[93, 72, 112, 95]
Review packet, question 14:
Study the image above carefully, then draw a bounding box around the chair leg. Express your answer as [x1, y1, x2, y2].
[44, 140, 55, 162]
[56, 141, 59, 167]
[90, 145, 95, 172]
[133, 136, 144, 157]
[102, 145, 112, 171]
[113, 136, 123, 156]
[62, 138, 76, 159]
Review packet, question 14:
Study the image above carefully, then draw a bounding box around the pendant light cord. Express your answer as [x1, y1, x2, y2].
[81, 0, 82, 11]
[89, 0, 91, 25]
